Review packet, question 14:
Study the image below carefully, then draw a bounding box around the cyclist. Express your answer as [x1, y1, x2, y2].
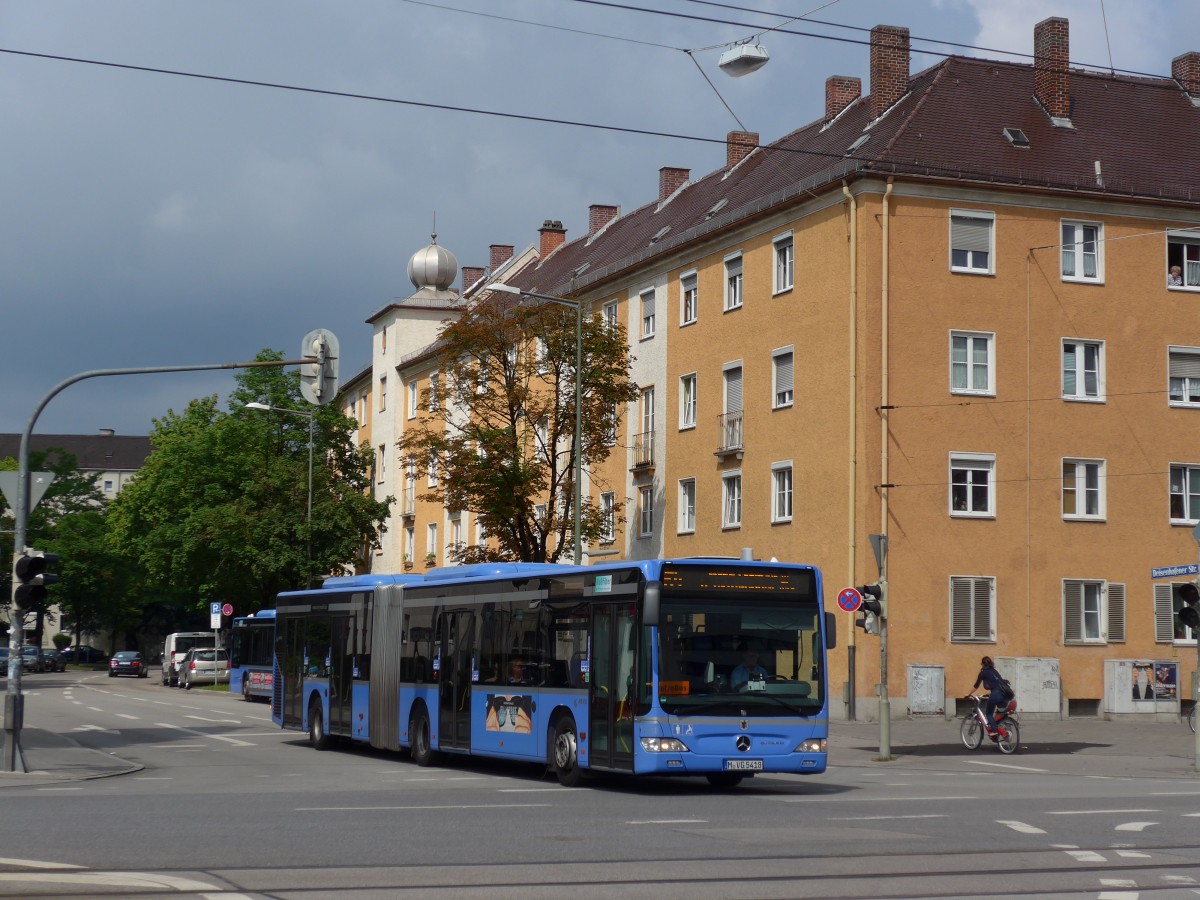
[970, 655, 1007, 735]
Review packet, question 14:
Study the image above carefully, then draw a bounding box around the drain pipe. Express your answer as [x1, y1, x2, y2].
[879, 177, 894, 755]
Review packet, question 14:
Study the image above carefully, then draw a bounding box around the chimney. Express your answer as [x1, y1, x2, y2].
[726, 131, 759, 168]
[870, 25, 910, 119]
[659, 167, 689, 201]
[1034, 16, 1070, 122]
[489, 244, 514, 272]
[539, 220, 566, 257]
[825, 75, 862, 119]
[588, 204, 619, 237]
[461, 266, 484, 292]
[1174, 51, 1200, 98]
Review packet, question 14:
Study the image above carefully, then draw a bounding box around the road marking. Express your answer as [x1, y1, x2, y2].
[155, 723, 253, 747]
[964, 760, 1047, 772]
[1186, 812, 1200, 817]
[86, 707, 103, 712]
[627, 819, 707, 825]
[1097, 892, 1138, 900]
[1048, 809, 1158, 815]
[183, 715, 242, 724]
[1115, 850, 1151, 858]
[1151, 791, 1200, 796]
[1064, 849, 1106, 862]
[1100, 879, 1138, 888]
[497, 788, 563, 793]
[831, 814, 946, 821]
[771, 795, 976, 803]
[150, 744, 205, 749]
[133, 777, 171, 781]
[115, 714, 140, 720]
[0, 858, 82, 869]
[997, 820, 1046, 834]
[296, 804, 552, 811]
[1115, 822, 1158, 832]
[1164, 874, 1198, 883]
[0, 872, 222, 891]
[36, 788, 83, 792]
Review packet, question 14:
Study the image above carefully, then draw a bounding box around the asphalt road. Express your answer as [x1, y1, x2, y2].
[2, 669, 1199, 898]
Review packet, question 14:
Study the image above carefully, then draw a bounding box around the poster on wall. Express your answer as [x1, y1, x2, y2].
[1154, 662, 1178, 701]
[1131, 661, 1155, 701]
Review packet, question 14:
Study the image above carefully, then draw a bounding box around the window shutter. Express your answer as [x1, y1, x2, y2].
[776, 353, 794, 396]
[726, 368, 743, 413]
[951, 577, 990, 641]
[1169, 352, 1200, 379]
[979, 578, 994, 641]
[1063, 581, 1083, 644]
[1154, 583, 1175, 642]
[952, 215, 991, 253]
[951, 578, 972, 640]
[1106, 582, 1126, 643]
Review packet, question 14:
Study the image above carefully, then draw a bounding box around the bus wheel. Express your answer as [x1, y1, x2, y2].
[242, 679, 252, 702]
[706, 772, 746, 788]
[552, 717, 583, 787]
[308, 698, 330, 751]
[411, 708, 440, 767]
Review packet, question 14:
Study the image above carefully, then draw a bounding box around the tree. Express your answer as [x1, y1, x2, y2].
[108, 352, 392, 616]
[399, 295, 638, 563]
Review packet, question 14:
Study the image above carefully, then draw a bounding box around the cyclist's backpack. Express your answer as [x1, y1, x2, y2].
[997, 677, 1016, 701]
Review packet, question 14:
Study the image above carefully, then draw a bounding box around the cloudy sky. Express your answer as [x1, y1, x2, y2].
[1, 0, 1193, 437]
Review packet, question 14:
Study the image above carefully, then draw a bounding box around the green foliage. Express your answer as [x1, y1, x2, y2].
[52, 633, 71, 650]
[107, 352, 392, 616]
[399, 296, 637, 563]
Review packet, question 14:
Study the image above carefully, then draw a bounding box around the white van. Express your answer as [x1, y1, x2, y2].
[161, 632, 217, 686]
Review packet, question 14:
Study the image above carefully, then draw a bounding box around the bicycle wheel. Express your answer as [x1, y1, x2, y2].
[960, 715, 984, 750]
[1189, 705, 1196, 736]
[996, 719, 1020, 754]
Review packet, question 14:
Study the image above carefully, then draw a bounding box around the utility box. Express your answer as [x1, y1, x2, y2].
[906, 664, 944, 716]
[996, 657, 1061, 717]
[1103, 659, 1180, 720]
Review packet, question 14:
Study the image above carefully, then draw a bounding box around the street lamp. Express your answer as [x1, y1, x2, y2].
[246, 401, 315, 587]
[486, 282, 584, 565]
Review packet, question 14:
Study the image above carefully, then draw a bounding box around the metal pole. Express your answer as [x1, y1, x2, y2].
[307, 413, 314, 588]
[573, 302, 582, 566]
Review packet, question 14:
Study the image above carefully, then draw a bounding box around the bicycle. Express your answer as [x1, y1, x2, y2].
[1188, 703, 1196, 735]
[960, 693, 1020, 754]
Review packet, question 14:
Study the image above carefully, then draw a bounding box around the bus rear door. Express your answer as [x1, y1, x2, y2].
[588, 603, 636, 772]
[436, 609, 476, 751]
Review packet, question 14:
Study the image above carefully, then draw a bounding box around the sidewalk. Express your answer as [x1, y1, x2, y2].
[0, 728, 143, 787]
[830, 715, 1200, 778]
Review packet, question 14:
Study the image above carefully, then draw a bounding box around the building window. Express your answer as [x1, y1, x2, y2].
[680, 271, 698, 325]
[638, 486, 654, 536]
[1063, 339, 1104, 402]
[1167, 230, 1200, 289]
[950, 453, 995, 517]
[1061, 220, 1101, 282]
[381, 326, 387, 354]
[426, 523, 438, 562]
[359, 390, 369, 425]
[103, 479, 114, 493]
[680, 374, 697, 429]
[600, 492, 616, 543]
[428, 453, 439, 487]
[603, 301, 619, 330]
[1170, 463, 1200, 522]
[1063, 580, 1125, 644]
[1157, 582, 1197, 643]
[428, 372, 440, 411]
[534, 503, 546, 525]
[603, 403, 618, 447]
[950, 576, 994, 642]
[772, 463, 793, 523]
[378, 376, 387, 411]
[678, 479, 696, 533]
[1062, 458, 1105, 520]
[773, 232, 794, 294]
[724, 253, 743, 311]
[407, 382, 418, 419]
[1169, 347, 1200, 406]
[377, 445, 386, 482]
[949, 209, 994, 274]
[722, 472, 742, 528]
[404, 526, 415, 564]
[772, 347, 794, 409]
[950, 331, 994, 395]
[640, 290, 655, 338]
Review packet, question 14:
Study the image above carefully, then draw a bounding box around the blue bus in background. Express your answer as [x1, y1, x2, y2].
[273, 559, 834, 787]
[230, 609, 276, 702]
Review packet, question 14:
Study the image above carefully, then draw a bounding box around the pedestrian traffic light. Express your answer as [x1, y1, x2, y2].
[14, 548, 59, 612]
[1179, 582, 1200, 630]
[854, 582, 884, 635]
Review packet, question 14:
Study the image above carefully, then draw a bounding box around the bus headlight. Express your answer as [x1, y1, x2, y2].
[796, 738, 826, 753]
[640, 737, 689, 753]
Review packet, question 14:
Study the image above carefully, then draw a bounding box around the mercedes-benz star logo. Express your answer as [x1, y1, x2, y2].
[736, 735, 752, 752]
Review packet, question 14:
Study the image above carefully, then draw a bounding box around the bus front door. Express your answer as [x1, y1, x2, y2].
[588, 603, 635, 772]
[279, 615, 304, 729]
[329, 615, 352, 736]
[437, 610, 475, 751]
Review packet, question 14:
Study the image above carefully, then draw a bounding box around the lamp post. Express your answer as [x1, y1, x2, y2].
[486, 283, 584, 565]
[246, 402, 315, 587]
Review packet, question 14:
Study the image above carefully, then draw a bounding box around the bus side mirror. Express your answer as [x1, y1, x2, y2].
[824, 611, 837, 650]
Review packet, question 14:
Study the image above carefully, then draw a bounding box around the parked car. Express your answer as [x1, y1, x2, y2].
[21, 646, 46, 673]
[161, 632, 216, 686]
[109, 651, 149, 678]
[41, 649, 67, 672]
[177, 648, 229, 690]
[0, 646, 8, 676]
[60, 646, 109, 665]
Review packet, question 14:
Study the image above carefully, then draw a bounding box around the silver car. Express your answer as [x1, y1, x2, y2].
[177, 648, 229, 690]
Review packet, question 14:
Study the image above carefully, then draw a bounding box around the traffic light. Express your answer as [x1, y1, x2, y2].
[1179, 582, 1200, 631]
[855, 583, 884, 635]
[14, 548, 59, 612]
[300, 328, 340, 406]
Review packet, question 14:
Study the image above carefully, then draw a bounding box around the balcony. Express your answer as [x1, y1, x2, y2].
[716, 412, 743, 459]
[401, 486, 416, 518]
[632, 430, 655, 471]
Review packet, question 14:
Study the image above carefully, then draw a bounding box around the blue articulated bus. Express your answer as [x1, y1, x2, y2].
[230, 609, 276, 702]
[272, 558, 834, 787]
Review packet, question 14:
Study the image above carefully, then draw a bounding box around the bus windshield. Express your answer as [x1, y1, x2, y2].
[657, 596, 824, 716]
